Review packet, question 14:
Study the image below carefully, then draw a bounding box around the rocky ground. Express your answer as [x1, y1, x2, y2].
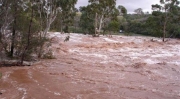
[0, 32, 180, 99]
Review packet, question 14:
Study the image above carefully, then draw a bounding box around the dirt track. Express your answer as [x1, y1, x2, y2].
[1, 33, 180, 99]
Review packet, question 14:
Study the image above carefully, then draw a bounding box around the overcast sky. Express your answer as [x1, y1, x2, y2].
[75, 0, 160, 13]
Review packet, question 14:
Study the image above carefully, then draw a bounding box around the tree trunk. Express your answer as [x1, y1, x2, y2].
[94, 13, 98, 35]
[44, 13, 57, 37]
[10, 15, 16, 57]
[60, 19, 63, 33]
[43, 18, 51, 37]
[38, 20, 52, 58]
[20, 7, 34, 65]
[98, 15, 104, 34]
[10, 3, 17, 57]
[163, 10, 168, 42]
[163, 22, 166, 42]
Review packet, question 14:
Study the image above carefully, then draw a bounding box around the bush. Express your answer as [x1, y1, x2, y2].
[69, 26, 84, 33]
[124, 32, 133, 36]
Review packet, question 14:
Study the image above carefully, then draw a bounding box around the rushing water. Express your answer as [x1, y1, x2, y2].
[1, 33, 180, 99]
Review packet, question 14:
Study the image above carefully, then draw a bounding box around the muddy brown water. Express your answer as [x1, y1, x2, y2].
[1, 33, 180, 99]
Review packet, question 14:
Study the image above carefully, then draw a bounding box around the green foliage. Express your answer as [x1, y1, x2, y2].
[69, 26, 84, 33]
[150, 0, 180, 39]
[124, 0, 180, 39]
[79, 6, 95, 34]
[13, 5, 43, 61]
[79, 1, 127, 35]
[108, 20, 120, 33]
[118, 5, 127, 16]
[0, 0, 78, 64]
[124, 32, 133, 36]
[134, 8, 144, 15]
[51, 0, 78, 32]
[87, 0, 117, 35]
[146, 16, 163, 37]
[126, 21, 144, 34]
[63, 26, 69, 33]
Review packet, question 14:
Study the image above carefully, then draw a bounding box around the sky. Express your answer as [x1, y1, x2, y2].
[75, 0, 160, 13]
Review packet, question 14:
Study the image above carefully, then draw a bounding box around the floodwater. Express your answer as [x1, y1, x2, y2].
[1, 33, 180, 99]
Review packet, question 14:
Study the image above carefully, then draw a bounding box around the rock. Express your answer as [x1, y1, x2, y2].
[50, 36, 60, 43]
[23, 61, 33, 66]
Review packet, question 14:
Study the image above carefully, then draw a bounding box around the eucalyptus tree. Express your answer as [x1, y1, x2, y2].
[0, 0, 26, 56]
[36, 0, 60, 37]
[19, 0, 77, 63]
[0, 0, 78, 65]
[73, 8, 81, 33]
[103, 7, 120, 35]
[35, 0, 77, 57]
[117, 5, 127, 16]
[88, 0, 116, 36]
[134, 8, 144, 15]
[33, 0, 76, 36]
[0, 0, 14, 53]
[0, 0, 39, 63]
[59, 0, 77, 33]
[79, 6, 95, 34]
[152, 0, 180, 41]
[10, 0, 27, 57]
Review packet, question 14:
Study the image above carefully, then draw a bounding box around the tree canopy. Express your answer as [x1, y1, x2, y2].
[0, 0, 78, 65]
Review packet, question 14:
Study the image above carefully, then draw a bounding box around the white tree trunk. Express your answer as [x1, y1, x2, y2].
[98, 15, 104, 33]
[43, 1, 57, 37]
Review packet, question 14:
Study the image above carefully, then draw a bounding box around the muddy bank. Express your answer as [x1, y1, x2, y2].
[1, 33, 180, 99]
